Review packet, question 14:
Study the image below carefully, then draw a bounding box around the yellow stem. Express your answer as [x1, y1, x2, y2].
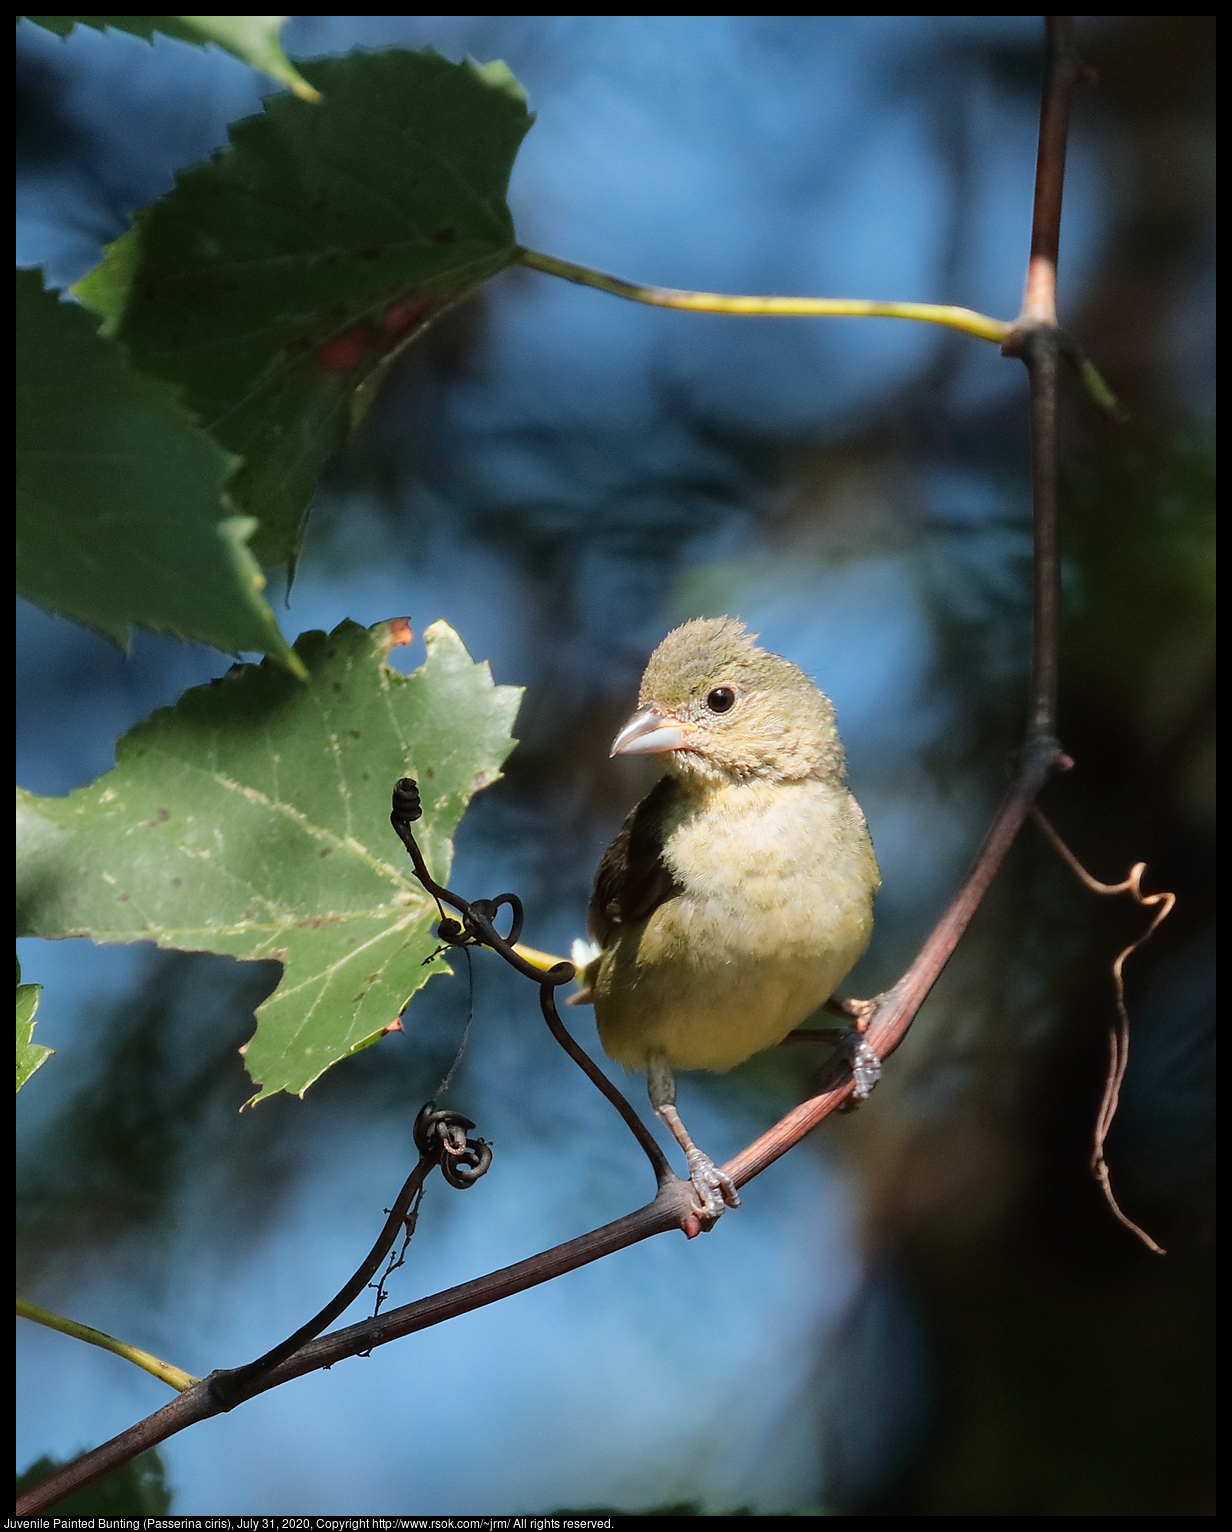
[511, 942, 570, 973]
[17, 1297, 200, 1392]
[517, 247, 1009, 344]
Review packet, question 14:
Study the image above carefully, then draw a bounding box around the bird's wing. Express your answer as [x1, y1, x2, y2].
[588, 774, 684, 948]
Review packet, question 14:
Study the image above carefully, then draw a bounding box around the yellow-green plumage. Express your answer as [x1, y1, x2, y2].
[585, 616, 880, 1073]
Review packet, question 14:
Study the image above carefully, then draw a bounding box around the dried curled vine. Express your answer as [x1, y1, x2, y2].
[1031, 809, 1174, 1254]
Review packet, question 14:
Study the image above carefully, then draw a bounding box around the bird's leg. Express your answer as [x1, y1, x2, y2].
[819, 995, 881, 1099]
[647, 1055, 740, 1222]
[781, 998, 881, 1100]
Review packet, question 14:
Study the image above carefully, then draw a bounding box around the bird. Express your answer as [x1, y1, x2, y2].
[572, 616, 880, 1224]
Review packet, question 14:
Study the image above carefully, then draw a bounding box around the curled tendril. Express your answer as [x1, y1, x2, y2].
[392, 776, 423, 820]
[413, 1103, 493, 1189]
[390, 778, 572, 986]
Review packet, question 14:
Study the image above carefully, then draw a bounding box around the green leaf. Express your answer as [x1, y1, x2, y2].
[16, 959, 52, 1093]
[24, 16, 321, 101]
[16, 270, 303, 672]
[16, 619, 522, 1101]
[73, 48, 534, 569]
[16, 1448, 172, 1516]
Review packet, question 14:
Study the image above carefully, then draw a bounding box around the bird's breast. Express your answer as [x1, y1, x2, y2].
[593, 780, 878, 1070]
[663, 780, 866, 936]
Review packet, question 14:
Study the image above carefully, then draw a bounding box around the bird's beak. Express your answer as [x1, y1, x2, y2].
[610, 706, 697, 758]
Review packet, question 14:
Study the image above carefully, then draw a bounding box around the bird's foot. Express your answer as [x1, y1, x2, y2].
[684, 1148, 740, 1225]
[818, 1024, 881, 1101]
[821, 995, 881, 1100]
[790, 1024, 882, 1102]
[843, 1033, 881, 1100]
[824, 993, 876, 1028]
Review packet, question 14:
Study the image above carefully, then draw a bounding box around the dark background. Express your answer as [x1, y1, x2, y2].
[17, 15, 1213, 1515]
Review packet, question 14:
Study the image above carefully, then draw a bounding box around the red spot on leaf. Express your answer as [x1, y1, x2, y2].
[317, 326, 373, 373]
[382, 1018, 404, 1035]
[380, 297, 430, 337]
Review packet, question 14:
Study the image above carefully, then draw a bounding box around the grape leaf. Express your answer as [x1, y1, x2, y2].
[24, 16, 321, 101]
[17, 270, 303, 671]
[15, 619, 522, 1102]
[73, 48, 534, 570]
[16, 959, 52, 1093]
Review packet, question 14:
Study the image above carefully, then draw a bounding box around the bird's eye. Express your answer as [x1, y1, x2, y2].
[706, 687, 736, 714]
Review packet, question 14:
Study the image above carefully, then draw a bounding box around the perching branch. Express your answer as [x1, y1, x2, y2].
[15, 744, 1072, 1514]
[18, 1109, 492, 1412]
[20, 16, 1146, 1515]
[730, 736, 1068, 1186]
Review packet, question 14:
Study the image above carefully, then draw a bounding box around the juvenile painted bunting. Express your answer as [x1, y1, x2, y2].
[573, 616, 880, 1222]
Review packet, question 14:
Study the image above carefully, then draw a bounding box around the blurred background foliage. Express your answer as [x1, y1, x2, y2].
[16, 15, 1212, 1515]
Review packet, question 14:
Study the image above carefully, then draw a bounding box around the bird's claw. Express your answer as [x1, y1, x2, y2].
[684, 1148, 740, 1224]
[847, 1036, 881, 1100]
[825, 1026, 881, 1102]
[821, 995, 882, 1100]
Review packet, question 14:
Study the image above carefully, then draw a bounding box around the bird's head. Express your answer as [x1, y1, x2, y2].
[611, 617, 846, 787]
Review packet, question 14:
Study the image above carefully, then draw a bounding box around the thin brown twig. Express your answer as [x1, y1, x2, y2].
[1022, 15, 1081, 326]
[1003, 16, 1088, 745]
[1020, 324, 1062, 743]
[1031, 809, 1174, 1254]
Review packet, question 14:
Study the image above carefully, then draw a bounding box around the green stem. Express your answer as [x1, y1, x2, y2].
[516, 246, 1009, 343]
[17, 1296, 200, 1393]
[1077, 355, 1129, 421]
